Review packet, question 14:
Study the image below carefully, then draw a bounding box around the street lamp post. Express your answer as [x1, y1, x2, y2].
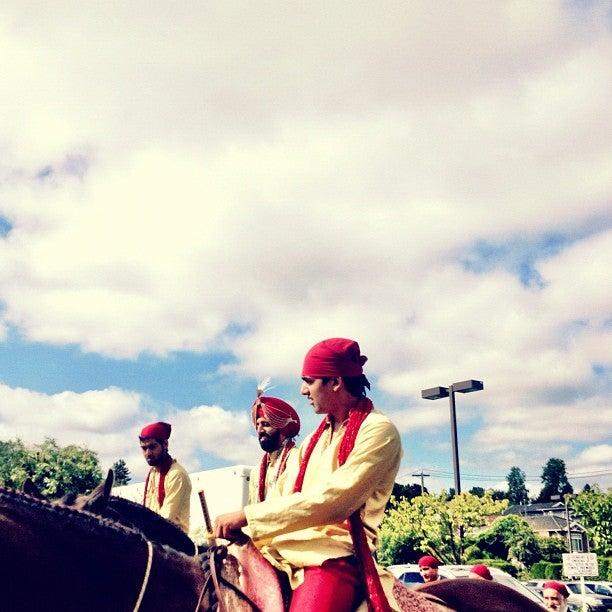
[421, 380, 484, 496]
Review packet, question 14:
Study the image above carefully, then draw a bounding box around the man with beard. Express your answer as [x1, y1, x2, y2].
[139, 421, 192, 533]
[249, 390, 301, 503]
[542, 581, 570, 612]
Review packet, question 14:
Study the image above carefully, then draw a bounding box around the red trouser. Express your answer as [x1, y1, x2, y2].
[288, 556, 364, 612]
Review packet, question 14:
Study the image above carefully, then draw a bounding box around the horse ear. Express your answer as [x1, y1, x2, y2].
[23, 478, 45, 499]
[104, 469, 114, 496]
[82, 470, 114, 513]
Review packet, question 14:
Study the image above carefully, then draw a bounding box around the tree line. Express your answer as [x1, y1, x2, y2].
[379, 456, 611, 576]
[394, 458, 578, 505]
[0, 437, 131, 498]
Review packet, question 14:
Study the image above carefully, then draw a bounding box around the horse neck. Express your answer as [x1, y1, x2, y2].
[0, 495, 204, 612]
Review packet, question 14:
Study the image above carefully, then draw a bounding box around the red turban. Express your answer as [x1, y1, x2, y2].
[302, 338, 367, 378]
[470, 564, 492, 580]
[139, 421, 171, 440]
[252, 396, 300, 438]
[543, 581, 569, 598]
[418, 555, 440, 568]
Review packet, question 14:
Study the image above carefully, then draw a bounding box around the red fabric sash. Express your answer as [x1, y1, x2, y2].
[143, 455, 174, 507]
[293, 399, 392, 612]
[258, 440, 295, 502]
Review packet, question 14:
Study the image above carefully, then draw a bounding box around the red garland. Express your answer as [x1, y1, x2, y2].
[293, 399, 392, 612]
[258, 440, 295, 502]
[142, 455, 174, 507]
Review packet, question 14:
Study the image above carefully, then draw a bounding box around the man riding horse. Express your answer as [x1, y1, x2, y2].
[249, 388, 301, 504]
[215, 337, 402, 611]
[139, 421, 192, 534]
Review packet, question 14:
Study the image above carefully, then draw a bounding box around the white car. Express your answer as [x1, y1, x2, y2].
[387, 563, 544, 606]
[585, 583, 612, 598]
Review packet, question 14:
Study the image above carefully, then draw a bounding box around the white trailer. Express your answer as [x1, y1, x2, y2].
[113, 464, 252, 543]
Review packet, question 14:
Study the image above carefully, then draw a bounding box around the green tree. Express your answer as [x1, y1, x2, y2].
[0, 437, 102, 498]
[379, 491, 508, 565]
[491, 489, 508, 501]
[469, 486, 485, 498]
[506, 466, 530, 505]
[467, 515, 541, 567]
[0, 439, 36, 487]
[536, 536, 567, 563]
[111, 459, 131, 486]
[570, 487, 612, 556]
[537, 458, 573, 502]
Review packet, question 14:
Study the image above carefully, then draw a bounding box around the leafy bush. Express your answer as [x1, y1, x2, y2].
[469, 558, 517, 576]
[544, 563, 562, 579]
[530, 561, 549, 579]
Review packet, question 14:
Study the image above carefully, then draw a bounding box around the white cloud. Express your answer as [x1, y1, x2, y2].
[0, 383, 258, 480]
[0, 2, 610, 487]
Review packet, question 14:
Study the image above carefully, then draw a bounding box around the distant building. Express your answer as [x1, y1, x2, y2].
[503, 502, 589, 552]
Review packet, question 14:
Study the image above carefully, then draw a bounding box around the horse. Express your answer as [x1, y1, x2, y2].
[23, 470, 198, 556]
[0, 486, 211, 612]
[17, 477, 545, 611]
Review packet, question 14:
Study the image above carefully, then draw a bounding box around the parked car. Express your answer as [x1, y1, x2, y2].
[387, 564, 545, 606]
[585, 583, 612, 598]
[566, 582, 612, 611]
[525, 580, 612, 611]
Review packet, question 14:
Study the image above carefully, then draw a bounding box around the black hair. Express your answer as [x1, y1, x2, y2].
[321, 375, 371, 398]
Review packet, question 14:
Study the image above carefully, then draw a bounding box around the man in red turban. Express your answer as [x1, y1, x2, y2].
[215, 338, 403, 612]
[249, 390, 300, 503]
[542, 581, 570, 611]
[418, 555, 443, 583]
[139, 421, 192, 533]
[469, 563, 492, 581]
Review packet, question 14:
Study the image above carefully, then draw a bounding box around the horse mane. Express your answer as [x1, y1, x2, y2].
[0, 487, 191, 565]
[107, 495, 197, 555]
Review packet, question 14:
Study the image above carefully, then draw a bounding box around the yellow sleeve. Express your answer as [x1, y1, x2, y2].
[159, 467, 191, 525]
[244, 417, 401, 542]
[248, 464, 260, 505]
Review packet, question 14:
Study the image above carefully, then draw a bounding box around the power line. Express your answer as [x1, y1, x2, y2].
[399, 468, 612, 483]
[411, 470, 430, 495]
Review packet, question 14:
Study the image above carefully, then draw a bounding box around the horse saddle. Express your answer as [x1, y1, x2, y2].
[199, 543, 542, 612]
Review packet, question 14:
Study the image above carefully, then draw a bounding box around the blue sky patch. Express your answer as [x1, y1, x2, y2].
[0, 216, 12, 237]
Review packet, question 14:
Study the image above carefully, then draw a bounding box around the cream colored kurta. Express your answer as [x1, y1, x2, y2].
[248, 443, 300, 504]
[243, 409, 402, 608]
[143, 459, 192, 533]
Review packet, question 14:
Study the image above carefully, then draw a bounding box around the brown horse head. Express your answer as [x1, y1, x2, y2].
[24, 470, 197, 556]
[1, 486, 207, 611]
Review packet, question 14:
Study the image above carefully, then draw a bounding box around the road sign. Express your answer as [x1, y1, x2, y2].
[562, 553, 598, 577]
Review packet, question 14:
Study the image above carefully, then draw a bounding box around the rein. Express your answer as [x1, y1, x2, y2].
[194, 545, 262, 612]
[133, 539, 154, 612]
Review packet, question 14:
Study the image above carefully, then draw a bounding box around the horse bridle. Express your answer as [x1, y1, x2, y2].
[133, 539, 154, 612]
[195, 545, 262, 612]
[130, 539, 261, 612]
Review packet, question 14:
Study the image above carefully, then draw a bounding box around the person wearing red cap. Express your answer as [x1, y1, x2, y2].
[139, 421, 192, 533]
[469, 564, 492, 581]
[249, 386, 301, 504]
[418, 555, 442, 583]
[542, 581, 570, 611]
[215, 338, 403, 612]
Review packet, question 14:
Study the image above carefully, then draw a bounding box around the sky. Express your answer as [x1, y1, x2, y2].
[0, 1, 610, 495]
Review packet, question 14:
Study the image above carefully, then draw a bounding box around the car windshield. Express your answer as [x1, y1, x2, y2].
[567, 583, 596, 595]
[587, 584, 612, 596]
[398, 571, 424, 587]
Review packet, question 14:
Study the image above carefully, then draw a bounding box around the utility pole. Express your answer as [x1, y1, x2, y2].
[411, 470, 431, 496]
